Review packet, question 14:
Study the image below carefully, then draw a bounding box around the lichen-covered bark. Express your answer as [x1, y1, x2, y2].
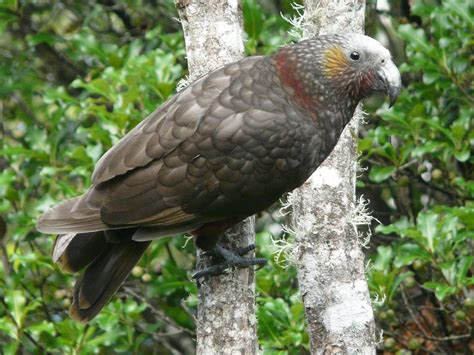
[174, 1, 258, 353]
[292, 0, 376, 353]
[176, 0, 245, 80]
[195, 218, 257, 354]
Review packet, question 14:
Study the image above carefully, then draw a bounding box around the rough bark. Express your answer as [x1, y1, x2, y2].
[174, 1, 258, 354]
[292, 1, 376, 353]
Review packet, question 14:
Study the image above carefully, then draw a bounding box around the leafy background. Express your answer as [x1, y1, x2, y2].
[0, 0, 472, 353]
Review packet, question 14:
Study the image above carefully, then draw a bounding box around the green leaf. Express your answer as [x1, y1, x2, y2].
[28, 321, 56, 337]
[28, 32, 56, 46]
[456, 256, 473, 287]
[390, 271, 413, 301]
[393, 243, 432, 268]
[376, 218, 412, 235]
[0, 11, 17, 34]
[0, 318, 16, 339]
[423, 281, 457, 301]
[423, 71, 440, 85]
[398, 24, 433, 54]
[454, 147, 470, 162]
[5, 289, 26, 329]
[373, 245, 393, 272]
[369, 166, 395, 183]
[417, 212, 438, 253]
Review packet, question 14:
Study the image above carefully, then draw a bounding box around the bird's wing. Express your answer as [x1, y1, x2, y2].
[91, 57, 263, 185]
[97, 56, 317, 227]
[38, 57, 262, 234]
[38, 55, 317, 235]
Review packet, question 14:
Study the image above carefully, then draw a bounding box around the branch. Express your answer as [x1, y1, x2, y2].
[122, 286, 194, 337]
[292, 1, 376, 353]
[400, 285, 472, 342]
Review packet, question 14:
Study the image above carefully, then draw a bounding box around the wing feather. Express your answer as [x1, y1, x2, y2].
[90, 59, 250, 185]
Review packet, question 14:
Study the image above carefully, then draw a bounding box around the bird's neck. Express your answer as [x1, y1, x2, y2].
[272, 47, 322, 118]
[319, 103, 357, 146]
[272, 46, 359, 128]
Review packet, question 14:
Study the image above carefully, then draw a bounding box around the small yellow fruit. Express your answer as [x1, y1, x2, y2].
[384, 337, 396, 350]
[54, 290, 66, 299]
[141, 273, 152, 283]
[403, 276, 416, 288]
[408, 337, 421, 350]
[386, 309, 396, 319]
[455, 310, 467, 320]
[131, 266, 144, 278]
[413, 260, 424, 270]
[431, 169, 442, 180]
[463, 297, 474, 308]
[62, 298, 71, 307]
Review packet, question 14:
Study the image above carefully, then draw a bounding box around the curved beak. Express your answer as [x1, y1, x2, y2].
[376, 59, 401, 107]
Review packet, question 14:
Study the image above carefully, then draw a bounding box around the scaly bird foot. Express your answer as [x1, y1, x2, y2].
[193, 244, 266, 279]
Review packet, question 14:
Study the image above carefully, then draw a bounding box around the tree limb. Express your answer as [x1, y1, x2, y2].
[292, 1, 376, 353]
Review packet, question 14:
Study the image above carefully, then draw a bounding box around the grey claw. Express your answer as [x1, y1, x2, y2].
[193, 244, 267, 280]
[237, 244, 256, 256]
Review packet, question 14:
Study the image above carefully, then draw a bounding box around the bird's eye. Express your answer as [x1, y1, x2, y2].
[350, 51, 360, 61]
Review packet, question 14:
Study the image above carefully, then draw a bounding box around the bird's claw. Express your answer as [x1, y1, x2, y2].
[193, 244, 266, 280]
[236, 243, 256, 256]
[200, 243, 256, 258]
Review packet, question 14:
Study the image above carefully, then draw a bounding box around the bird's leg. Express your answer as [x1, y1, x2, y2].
[193, 244, 267, 279]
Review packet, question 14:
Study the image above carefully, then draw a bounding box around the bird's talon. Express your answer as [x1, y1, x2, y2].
[192, 261, 230, 279]
[193, 244, 266, 280]
[237, 243, 256, 256]
[254, 258, 267, 270]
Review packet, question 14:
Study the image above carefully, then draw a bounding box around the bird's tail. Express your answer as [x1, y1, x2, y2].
[53, 230, 150, 322]
[37, 192, 108, 234]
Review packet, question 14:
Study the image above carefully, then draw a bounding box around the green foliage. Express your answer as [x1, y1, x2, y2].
[256, 231, 309, 352]
[362, 0, 473, 352]
[1, 0, 472, 353]
[242, 0, 298, 54]
[0, 1, 196, 353]
[0, 0, 306, 353]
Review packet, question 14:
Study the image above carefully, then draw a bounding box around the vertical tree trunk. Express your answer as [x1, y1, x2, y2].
[174, 1, 258, 354]
[292, 1, 376, 353]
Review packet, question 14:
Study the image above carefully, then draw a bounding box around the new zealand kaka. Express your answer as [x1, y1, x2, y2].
[37, 33, 401, 322]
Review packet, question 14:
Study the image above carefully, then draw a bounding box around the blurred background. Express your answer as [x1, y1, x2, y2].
[0, 0, 472, 353]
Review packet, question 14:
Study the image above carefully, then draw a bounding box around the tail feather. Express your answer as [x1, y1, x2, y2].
[52, 229, 150, 322]
[69, 235, 150, 322]
[37, 195, 108, 234]
[53, 232, 109, 273]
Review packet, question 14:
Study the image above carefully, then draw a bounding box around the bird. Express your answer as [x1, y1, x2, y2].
[37, 33, 401, 322]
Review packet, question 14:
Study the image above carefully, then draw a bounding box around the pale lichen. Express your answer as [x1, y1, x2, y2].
[371, 293, 387, 307]
[375, 329, 385, 347]
[350, 195, 380, 249]
[176, 75, 191, 92]
[281, 2, 308, 41]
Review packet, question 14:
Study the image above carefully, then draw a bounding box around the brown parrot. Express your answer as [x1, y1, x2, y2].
[37, 33, 401, 322]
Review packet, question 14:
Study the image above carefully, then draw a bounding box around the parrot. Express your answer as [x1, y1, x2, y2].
[37, 33, 401, 322]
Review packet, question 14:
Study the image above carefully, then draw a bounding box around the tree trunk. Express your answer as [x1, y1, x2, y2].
[174, 1, 258, 354]
[292, 1, 376, 353]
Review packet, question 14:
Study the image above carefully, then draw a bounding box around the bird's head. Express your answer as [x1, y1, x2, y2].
[321, 33, 401, 107]
[274, 33, 401, 112]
